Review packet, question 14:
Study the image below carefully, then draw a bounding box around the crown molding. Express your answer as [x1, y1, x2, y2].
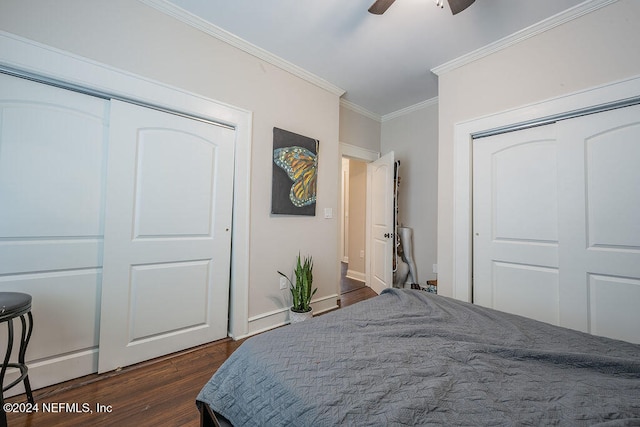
[432, 0, 618, 76]
[340, 96, 440, 123]
[382, 97, 438, 122]
[139, 0, 345, 97]
[340, 98, 382, 122]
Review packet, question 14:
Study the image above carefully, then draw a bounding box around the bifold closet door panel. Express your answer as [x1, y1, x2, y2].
[473, 124, 560, 326]
[556, 103, 640, 344]
[0, 73, 109, 394]
[99, 100, 235, 373]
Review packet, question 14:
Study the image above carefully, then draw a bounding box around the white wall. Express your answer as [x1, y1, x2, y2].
[339, 103, 381, 152]
[347, 159, 367, 278]
[381, 103, 439, 285]
[436, 0, 640, 297]
[0, 0, 342, 334]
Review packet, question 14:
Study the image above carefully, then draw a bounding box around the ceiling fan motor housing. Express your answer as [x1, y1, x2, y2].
[368, 0, 475, 15]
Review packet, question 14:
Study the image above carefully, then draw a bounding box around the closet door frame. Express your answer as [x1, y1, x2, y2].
[452, 74, 640, 303]
[0, 31, 252, 339]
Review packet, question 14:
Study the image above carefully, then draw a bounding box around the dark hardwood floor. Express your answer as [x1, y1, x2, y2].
[338, 286, 377, 307]
[6, 284, 377, 427]
[340, 262, 366, 293]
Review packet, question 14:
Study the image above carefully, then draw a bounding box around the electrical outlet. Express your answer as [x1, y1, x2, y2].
[432, 264, 438, 274]
[360, 250, 365, 258]
[279, 277, 288, 290]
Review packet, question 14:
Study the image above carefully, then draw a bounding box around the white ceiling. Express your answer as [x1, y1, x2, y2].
[162, 0, 588, 116]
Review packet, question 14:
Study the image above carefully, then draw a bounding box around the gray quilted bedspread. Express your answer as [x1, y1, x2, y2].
[197, 289, 640, 426]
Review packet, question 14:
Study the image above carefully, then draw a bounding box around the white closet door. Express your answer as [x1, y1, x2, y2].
[367, 151, 395, 294]
[0, 73, 109, 393]
[99, 100, 235, 373]
[474, 104, 640, 344]
[473, 125, 560, 325]
[557, 104, 640, 343]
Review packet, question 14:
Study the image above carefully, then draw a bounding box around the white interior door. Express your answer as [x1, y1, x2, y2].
[474, 104, 640, 344]
[367, 151, 394, 294]
[557, 104, 640, 343]
[99, 100, 235, 373]
[473, 125, 560, 325]
[0, 73, 108, 394]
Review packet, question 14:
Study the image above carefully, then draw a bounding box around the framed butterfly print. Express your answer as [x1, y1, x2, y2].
[271, 127, 318, 216]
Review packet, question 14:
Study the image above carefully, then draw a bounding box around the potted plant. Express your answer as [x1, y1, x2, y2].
[278, 253, 317, 323]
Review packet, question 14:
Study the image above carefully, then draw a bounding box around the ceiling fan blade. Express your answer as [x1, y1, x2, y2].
[447, 0, 475, 15]
[368, 0, 396, 15]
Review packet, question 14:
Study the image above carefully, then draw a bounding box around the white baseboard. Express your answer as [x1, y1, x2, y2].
[346, 270, 366, 283]
[4, 348, 98, 397]
[244, 294, 339, 338]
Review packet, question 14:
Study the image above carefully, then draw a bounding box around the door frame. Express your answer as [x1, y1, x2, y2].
[339, 142, 379, 292]
[452, 74, 640, 303]
[0, 31, 253, 339]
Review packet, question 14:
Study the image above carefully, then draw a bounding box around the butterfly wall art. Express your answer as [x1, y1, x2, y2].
[271, 127, 319, 216]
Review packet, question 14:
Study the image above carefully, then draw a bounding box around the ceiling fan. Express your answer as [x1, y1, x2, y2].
[368, 0, 476, 15]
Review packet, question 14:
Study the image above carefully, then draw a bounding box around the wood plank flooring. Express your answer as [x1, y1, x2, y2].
[340, 262, 366, 294]
[6, 286, 377, 427]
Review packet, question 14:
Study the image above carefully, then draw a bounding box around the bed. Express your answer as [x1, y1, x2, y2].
[197, 288, 640, 426]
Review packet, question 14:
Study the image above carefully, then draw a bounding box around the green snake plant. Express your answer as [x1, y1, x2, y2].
[278, 254, 317, 313]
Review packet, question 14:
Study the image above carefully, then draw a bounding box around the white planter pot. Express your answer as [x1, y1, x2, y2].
[289, 307, 313, 323]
